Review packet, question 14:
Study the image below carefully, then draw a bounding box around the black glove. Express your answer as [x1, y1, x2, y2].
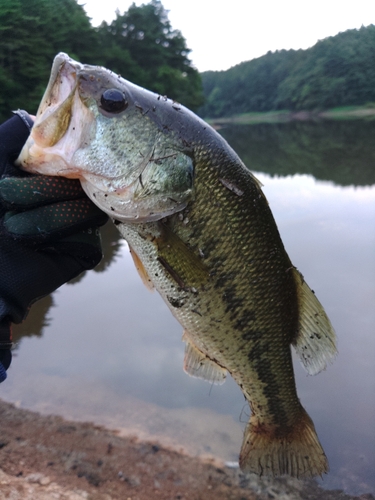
[0, 111, 108, 382]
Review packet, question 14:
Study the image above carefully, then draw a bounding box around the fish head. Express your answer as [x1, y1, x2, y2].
[17, 53, 194, 222]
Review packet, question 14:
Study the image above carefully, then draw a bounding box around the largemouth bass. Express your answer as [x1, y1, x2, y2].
[17, 53, 337, 478]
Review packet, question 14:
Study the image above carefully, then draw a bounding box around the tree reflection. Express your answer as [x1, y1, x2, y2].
[219, 119, 375, 186]
[12, 295, 52, 345]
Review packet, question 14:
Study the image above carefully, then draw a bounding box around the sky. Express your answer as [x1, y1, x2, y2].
[81, 0, 375, 72]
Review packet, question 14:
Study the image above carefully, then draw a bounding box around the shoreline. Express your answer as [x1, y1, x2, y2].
[0, 398, 371, 500]
[205, 106, 375, 126]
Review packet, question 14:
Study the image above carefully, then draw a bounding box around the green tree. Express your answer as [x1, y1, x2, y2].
[0, 0, 97, 120]
[0, 0, 203, 120]
[199, 24, 375, 117]
[96, 0, 204, 109]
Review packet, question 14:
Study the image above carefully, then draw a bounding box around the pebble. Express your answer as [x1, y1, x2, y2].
[0, 468, 94, 500]
[25, 473, 51, 485]
[224, 461, 239, 469]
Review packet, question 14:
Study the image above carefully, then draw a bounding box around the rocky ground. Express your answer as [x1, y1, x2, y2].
[0, 399, 373, 500]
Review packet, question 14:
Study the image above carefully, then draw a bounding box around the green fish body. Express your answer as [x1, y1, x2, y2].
[18, 53, 337, 478]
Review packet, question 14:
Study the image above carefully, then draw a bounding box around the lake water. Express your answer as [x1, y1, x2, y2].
[1, 119, 374, 496]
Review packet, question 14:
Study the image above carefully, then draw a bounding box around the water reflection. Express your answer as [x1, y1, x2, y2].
[219, 119, 375, 186]
[1, 121, 375, 496]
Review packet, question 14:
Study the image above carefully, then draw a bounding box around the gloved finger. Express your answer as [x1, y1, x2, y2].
[3, 199, 108, 243]
[0, 318, 12, 383]
[44, 228, 105, 270]
[0, 111, 33, 176]
[0, 228, 105, 330]
[0, 362, 7, 382]
[0, 350, 12, 382]
[0, 176, 86, 210]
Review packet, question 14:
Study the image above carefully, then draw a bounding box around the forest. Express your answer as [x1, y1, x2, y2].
[200, 24, 375, 117]
[0, 0, 203, 121]
[0, 0, 374, 121]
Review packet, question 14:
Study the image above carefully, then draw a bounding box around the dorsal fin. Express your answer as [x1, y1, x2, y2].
[292, 269, 337, 375]
[182, 331, 227, 385]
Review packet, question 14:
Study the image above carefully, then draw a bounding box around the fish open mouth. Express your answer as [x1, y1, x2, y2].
[17, 53, 94, 177]
[31, 54, 82, 149]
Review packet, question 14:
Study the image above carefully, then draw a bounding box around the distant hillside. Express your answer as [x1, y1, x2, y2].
[199, 25, 375, 118]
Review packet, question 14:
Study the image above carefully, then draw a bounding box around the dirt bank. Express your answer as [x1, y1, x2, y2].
[0, 399, 372, 500]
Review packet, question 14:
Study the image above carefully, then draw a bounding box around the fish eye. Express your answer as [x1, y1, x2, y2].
[100, 89, 128, 113]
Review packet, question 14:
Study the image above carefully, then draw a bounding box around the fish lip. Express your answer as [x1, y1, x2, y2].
[37, 53, 82, 119]
[28, 53, 83, 150]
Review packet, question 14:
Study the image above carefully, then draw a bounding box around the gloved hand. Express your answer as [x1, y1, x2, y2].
[0, 110, 108, 382]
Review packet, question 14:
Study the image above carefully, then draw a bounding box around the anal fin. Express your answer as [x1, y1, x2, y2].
[182, 332, 227, 385]
[292, 269, 337, 375]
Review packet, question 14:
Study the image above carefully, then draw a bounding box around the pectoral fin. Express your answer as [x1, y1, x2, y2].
[182, 332, 227, 385]
[129, 244, 154, 291]
[292, 269, 337, 375]
[156, 222, 209, 289]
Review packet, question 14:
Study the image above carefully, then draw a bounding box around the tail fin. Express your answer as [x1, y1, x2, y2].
[239, 407, 328, 478]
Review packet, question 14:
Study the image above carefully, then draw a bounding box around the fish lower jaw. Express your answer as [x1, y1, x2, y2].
[80, 178, 188, 223]
[16, 144, 77, 177]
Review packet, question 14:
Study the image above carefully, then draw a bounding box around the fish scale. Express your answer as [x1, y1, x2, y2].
[17, 52, 337, 479]
[118, 145, 309, 444]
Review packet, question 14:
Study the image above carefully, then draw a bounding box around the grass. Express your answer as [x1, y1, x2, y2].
[205, 104, 375, 125]
[319, 104, 375, 120]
